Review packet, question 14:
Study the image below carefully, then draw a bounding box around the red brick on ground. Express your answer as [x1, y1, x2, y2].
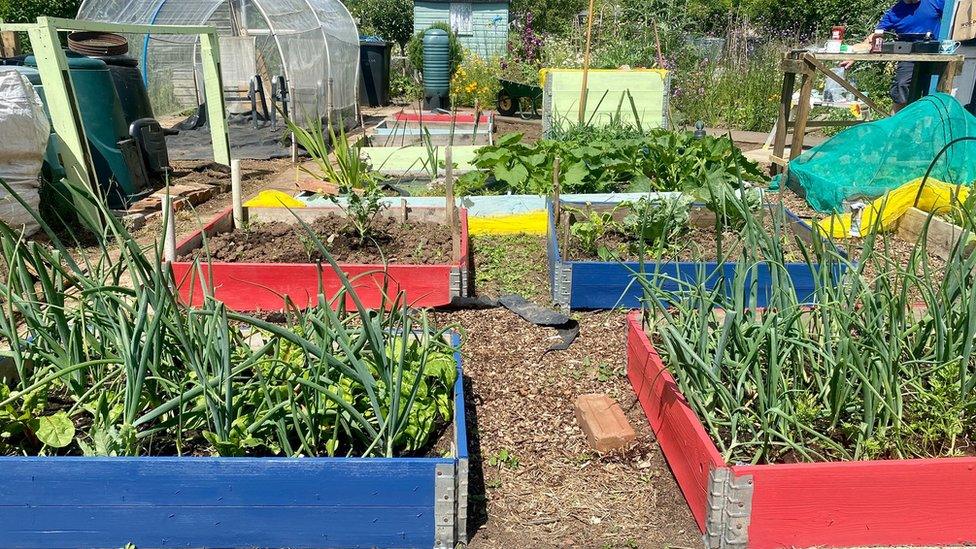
[574, 393, 637, 453]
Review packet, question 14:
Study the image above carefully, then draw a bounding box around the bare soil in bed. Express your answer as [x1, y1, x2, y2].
[562, 215, 809, 264]
[179, 215, 454, 265]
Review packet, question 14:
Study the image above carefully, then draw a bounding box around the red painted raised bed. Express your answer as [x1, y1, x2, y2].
[171, 205, 470, 311]
[626, 310, 976, 548]
[394, 112, 492, 125]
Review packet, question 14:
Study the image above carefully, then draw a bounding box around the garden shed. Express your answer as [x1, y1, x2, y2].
[76, 0, 360, 123]
[413, 0, 508, 58]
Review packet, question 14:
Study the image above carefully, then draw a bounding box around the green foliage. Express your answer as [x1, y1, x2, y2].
[623, 194, 693, 244]
[390, 71, 423, 100]
[346, 0, 413, 50]
[670, 42, 782, 132]
[457, 129, 765, 196]
[0, 0, 80, 24]
[509, 0, 588, 34]
[285, 117, 386, 244]
[0, 172, 457, 459]
[450, 50, 501, 108]
[638, 191, 976, 463]
[472, 234, 548, 301]
[407, 22, 464, 76]
[567, 205, 623, 256]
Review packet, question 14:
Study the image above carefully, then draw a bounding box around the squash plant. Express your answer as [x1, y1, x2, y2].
[457, 129, 765, 196]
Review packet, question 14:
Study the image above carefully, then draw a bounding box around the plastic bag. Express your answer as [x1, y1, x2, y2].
[0, 69, 50, 235]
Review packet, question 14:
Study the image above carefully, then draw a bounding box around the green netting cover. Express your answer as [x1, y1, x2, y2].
[773, 93, 976, 213]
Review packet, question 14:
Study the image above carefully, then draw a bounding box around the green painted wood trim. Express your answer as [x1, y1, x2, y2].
[200, 32, 231, 165]
[2, 17, 216, 35]
[4, 17, 232, 205]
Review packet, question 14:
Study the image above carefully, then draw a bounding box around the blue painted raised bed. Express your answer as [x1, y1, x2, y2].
[546, 199, 844, 310]
[0, 336, 469, 549]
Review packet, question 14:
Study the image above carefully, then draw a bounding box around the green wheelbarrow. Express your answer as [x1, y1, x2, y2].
[496, 78, 542, 119]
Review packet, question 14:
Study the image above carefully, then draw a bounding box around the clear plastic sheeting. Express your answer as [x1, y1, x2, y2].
[77, 0, 359, 124]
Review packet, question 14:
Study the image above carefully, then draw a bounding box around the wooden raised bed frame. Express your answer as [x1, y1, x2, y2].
[547, 199, 842, 310]
[0, 336, 469, 549]
[626, 311, 976, 548]
[172, 204, 471, 311]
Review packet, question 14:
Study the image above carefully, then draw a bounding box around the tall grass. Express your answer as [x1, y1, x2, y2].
[635, 192, 976, 463]
[0, 179, 456, 458]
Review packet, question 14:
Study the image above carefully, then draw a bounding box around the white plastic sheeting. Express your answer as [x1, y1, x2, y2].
[77, 0, 359, 123]
[0, 70, 50, 236]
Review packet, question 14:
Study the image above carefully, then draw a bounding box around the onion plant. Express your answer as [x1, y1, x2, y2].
[0, 178, 456, 458]
[635, 190, 976, 464]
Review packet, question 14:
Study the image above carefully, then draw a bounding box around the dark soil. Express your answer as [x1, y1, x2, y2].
[180, 215, 454, 265]
[563, 212, 809, 264]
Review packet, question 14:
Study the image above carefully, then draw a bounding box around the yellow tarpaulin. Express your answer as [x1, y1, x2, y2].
[244, 190, 306, 209]
[817, 178, 969, 238]
[468, 211, 548, 235]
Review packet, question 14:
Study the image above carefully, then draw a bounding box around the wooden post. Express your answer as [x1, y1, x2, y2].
[231, 159, 246, 228]
[199, 31, 231, 166]
[561, 213, 571, 259]
[552, 156, 561, 226]
[290, 84, 298, 163]
[789, 68, 815, 162]
[400, 198, 408, 223]
[163, 191, 177, 263]
[578, 0, 597, 124]
[0, 31, 18, 57]
[444, 146, 460, 261]
[772, 54, 797, 175]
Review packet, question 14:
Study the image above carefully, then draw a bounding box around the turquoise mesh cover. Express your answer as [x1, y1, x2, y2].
[774, 93, 976, 212]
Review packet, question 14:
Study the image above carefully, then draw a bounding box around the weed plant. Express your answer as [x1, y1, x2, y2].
[286, 117, 387, 244]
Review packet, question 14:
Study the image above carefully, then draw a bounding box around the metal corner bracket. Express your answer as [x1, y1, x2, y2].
[704, 467, 753, 549]
[434, 462, 457, 548]
[551, 262, 572, 311]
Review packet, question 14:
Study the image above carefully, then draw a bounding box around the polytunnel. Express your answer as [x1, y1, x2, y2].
[76, 0, 360, 124]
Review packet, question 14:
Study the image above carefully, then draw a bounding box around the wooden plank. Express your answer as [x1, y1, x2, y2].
[0, 457, 447, 547]
[813, 52, 964, 63]
[1, 17, 215, 36]
[788, 72, 814, 161]
[171, 207, 471, 311]
[736, 457, 976, 548]
[199, 31, 231, 166]
[626, 311, 725, 530]
[803, 53, 885, 116]
[896, 207, 976, 259]
[26, 19, 96, 205]
[0, 31, 18, 57]
[771, 65, 796, 175]
[779, 58, 812, 75]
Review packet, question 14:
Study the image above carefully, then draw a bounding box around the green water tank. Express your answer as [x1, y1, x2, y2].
[25, 52, 148, 209]
[423, 28, 450, 110]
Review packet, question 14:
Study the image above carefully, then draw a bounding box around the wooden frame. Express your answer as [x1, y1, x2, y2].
[0, 334, 469, 549]
[771, 50, 965, 173]
[171, 204, 471, 311]
[546, 199, 843, 310]
[0, 17, 231, 199]
[626, 311, 976, 548]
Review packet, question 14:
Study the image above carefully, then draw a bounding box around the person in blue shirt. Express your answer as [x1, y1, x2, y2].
[843, 0, 945, 112]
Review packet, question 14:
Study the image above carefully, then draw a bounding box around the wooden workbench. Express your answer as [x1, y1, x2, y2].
[771, 50, 965, 173]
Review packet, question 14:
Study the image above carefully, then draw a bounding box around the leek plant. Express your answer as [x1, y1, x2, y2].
[636, 192, 976, 464]
[0, 179, 456, 458]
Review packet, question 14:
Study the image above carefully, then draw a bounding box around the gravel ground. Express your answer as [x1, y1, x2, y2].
[432, 309, 701, 548]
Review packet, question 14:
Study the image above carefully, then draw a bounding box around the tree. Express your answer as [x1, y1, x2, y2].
[347, 0, 413, 52]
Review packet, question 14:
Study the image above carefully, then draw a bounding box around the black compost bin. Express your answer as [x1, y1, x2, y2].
[359, 36, 392, 107]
